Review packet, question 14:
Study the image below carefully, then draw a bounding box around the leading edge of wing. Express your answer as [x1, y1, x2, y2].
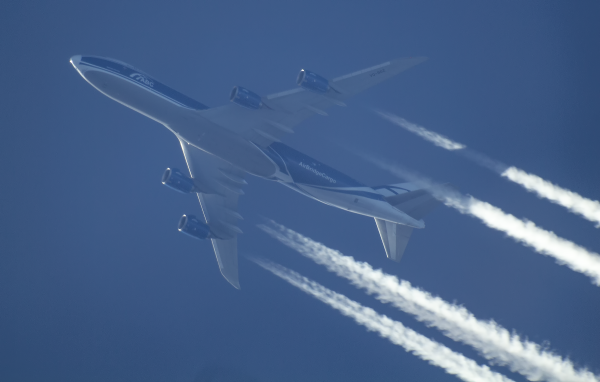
[178, 140, 245, 289]
[329, 56, 428, 97]
[332, 56, 428, 83]
[264, 56, 429, 100]
[196, 56, 428, 148]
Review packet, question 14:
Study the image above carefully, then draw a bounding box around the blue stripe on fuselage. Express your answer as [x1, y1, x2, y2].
[79, 56, 209, 111]
[308, 185, 385, 201]
[263, 142, 386, 201]
[263, 145, 289, 176]
[372, 185, 411, 194]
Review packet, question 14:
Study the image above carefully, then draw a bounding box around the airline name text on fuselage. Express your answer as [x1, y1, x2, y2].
[299, 162, 336, 184]
[130, 73, 154, 87]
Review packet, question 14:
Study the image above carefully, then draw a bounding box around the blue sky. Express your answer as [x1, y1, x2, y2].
[1, 1, 599, 381]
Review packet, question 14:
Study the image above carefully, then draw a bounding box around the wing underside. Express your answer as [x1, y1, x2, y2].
[179, 139, 246, 289]
[173, 58, 428, 286]
[198, 57, 428, 148]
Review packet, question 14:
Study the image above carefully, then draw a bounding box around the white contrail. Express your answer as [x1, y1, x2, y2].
[259, 222, 600, 382]
[253, 258, 514, 382]
[375, 110, 466, 150]
[502, 167, 600, 228]
[376, 110, 600, 228]
[370, 158, 600, 286]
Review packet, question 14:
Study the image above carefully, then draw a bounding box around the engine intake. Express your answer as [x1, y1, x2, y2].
[178, 214, 213, 240]
[297, 69, 329, 93]
[162, 168, 196, 194]
[230, 86, 262, 109]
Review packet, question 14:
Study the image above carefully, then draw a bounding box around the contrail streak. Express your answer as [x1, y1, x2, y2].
[376, 110, 600, 227]
[370, 158, 600, 286]
[259, 221, 600, 382]
[502, 167, 600, 228]
[253, 258, 514, 382]
[376, 110, 466, 150]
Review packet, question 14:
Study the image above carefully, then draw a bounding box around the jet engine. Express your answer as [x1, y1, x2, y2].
[230, 86, 262, 109]
[162, 168, 196, 194]
[297, 69, 329, 93]
[178, 214, 213, 240]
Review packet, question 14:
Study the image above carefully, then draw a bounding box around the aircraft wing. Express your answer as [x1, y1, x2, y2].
[199, 57, 427, 148]
[179, 139, 246, 289]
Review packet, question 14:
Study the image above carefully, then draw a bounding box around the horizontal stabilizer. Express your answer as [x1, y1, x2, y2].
[375, 218, 414, 262]
[374, 182, 444, 220]
[373, 182, 448, 262]
[385, 189, 440, 220]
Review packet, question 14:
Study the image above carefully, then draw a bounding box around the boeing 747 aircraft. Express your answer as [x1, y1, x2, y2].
[70, 55, 439, 288]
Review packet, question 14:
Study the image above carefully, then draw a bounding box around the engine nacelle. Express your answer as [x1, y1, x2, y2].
[162, 168, 196, 194]
[178, 214, 213, 240]
[297, 69, 329, 93]
[230, 86, 262, 110]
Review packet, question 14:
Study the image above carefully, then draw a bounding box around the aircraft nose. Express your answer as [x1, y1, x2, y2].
[70, 55, 81, 68]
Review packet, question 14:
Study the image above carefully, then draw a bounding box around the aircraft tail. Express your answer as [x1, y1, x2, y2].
[374, 218, 414, 262]
[372, 182, 442, 262]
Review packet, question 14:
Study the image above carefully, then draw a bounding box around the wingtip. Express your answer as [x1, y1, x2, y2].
[230, 278, 241, 289]
[403, 56, 428, 63]
[388, 56, 429, 70]
[221, 270, 241, 289]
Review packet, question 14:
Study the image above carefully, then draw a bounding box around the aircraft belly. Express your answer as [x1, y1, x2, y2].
[296, 185, 356, 209]
[82, 71, 276, 178]
[297, 184, 424, 228]
[296, 184, 381, 215]
[84, 70, 182, 125]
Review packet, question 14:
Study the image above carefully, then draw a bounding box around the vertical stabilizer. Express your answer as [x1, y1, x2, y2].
[373, 182, 445, 262]
[374, 218, 414, 262]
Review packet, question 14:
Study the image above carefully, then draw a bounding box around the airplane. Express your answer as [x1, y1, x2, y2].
[70, 55, 440, 289]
